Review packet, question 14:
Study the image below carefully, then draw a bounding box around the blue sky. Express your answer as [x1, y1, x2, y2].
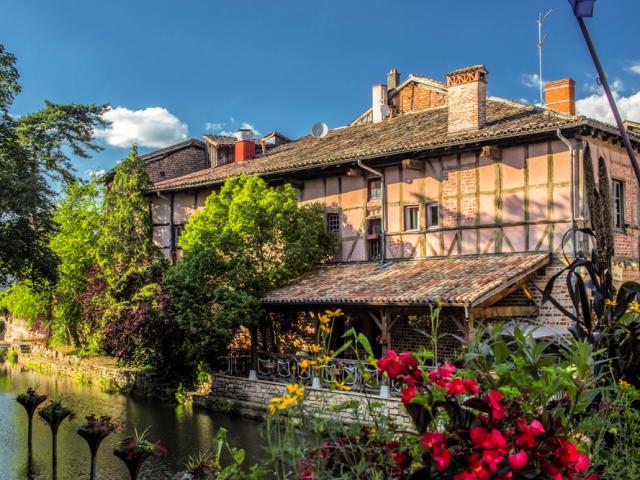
[2, 0, 640, 178]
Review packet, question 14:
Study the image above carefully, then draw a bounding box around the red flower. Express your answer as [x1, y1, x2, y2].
[428, 363, 457, 386]
[401, 386, 417, 405]
[392, 451, 411, 468]
[508, 450, 528, 470]
[446, 377, 467, 395]
[399, 352, 418, 370]
[377, 351, 404, 379]
[433, 445, 453, 471]
[515, 417, 545, 448]
[422, 431, 447, 449]
[482, 449, 505, 473]
[485, 390, 505, 420]
[462, 378, 480, 395]
[470, 426, 489, 446]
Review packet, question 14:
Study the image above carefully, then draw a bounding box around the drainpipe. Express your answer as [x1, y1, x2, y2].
[556, 129, 578, 259]
[357, 159, 386, 263]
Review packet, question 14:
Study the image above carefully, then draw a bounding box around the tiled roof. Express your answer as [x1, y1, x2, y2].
[140, 138, 204, 162]
[148, 98, 598, 192]
[261, 252, 550, 308]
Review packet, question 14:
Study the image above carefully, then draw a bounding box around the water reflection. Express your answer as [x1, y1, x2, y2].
[0, 362, 264, 479]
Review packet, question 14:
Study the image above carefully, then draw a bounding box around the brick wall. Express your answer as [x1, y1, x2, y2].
[145, 145, 208, 184]
[391, 83, 446, 115]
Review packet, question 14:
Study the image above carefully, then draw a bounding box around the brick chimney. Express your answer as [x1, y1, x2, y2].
[387, 68, 400, 90]
[446, 65, 488, 134]
[372, 83, 389, 123]
[234, 129, 256, 162]
[544, 78, 576, 115]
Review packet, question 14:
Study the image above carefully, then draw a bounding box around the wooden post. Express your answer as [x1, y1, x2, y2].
[381, 310, 390, 355]
[465, 311, 476, 345]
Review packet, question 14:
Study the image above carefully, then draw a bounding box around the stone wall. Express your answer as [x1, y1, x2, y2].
[20, 345, 169, 397]
[193, 374, 414, 430]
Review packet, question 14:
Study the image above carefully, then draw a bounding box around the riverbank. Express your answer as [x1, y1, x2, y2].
[14, 344, 174, 399]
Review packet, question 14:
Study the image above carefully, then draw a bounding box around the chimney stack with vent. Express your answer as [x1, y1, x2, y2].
[234, 129, 255, 162]
[387, 68, 400, 90]
[372, 84, 389, 123]
[544, 78, 576, 115]
[446, 65, 488, 134]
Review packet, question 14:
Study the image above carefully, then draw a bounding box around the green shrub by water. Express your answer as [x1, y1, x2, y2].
[175, 383, 188, 404]
[7, 349, 18, 363]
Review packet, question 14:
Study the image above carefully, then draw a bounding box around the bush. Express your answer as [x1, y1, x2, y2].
[0, 279, 52, 327]
[175, 383, 188, 404]
[7, 349, 18, 363]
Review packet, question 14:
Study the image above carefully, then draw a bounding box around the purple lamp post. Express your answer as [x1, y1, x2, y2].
[568, 0, 640, 184]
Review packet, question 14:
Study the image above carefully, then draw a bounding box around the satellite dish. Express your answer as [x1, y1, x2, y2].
[311, 122, 329, 139]
[380, 104, 390, 118]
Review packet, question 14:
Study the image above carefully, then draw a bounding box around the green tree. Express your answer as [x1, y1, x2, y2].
[0, 43, 107, 285]
[49, 180, 102, 347]
[166, 174, 336, 370]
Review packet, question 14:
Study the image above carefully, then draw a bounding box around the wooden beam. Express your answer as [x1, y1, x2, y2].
[471, 305, 538, 319]
[402, 158, 423, 171]
[475, 278, 530, 308]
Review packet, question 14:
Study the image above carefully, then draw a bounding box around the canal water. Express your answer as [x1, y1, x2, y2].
[0, 361, 265, 479]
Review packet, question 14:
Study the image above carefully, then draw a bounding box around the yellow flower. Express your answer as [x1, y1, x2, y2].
[309, 344, 321, 353]
[435, 300, 444, 308]
[299, 359, 315, 372]
[619, 379, 632, 390]
[630, 301, 640, 314]
[325, 308, 343, 318]
[321, 325, 331, 334]
[286, 383, 305, 398]
[333, 380, 352, 391]
[318, 314, 331, 325]
[605, 299, 617, 307]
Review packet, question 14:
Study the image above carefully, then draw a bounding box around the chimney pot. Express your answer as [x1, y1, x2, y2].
[372, 84, 389, 123]
[544, 78, 576, 115]
[387, 68, 400, 90]
[234, 136, 256, 162]
[446, 65, 488, 134]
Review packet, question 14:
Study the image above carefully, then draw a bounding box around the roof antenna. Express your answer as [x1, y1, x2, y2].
[537, 10, 553, 106]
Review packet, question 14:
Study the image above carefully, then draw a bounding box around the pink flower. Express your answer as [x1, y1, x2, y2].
[399, 352, 418, 370]
[508, 450, 528, 470]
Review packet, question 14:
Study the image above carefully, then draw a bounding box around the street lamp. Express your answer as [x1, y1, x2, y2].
[568, 0, 640, 184]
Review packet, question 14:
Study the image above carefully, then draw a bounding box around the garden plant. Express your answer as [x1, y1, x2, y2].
[37, 399, 75, 474]
[16, 387, 47, 460]
[77, 413, 119, 480]
[113, 426, 166, 480]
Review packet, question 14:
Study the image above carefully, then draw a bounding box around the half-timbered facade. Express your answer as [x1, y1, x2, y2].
[141, 64, 640, 359]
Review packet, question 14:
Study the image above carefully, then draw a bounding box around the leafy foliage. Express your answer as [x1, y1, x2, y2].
[0, 43, 107, 285]
[49, 180, 102, 346]
[0, 278, 52, 327]
[166, 174, 336, 371]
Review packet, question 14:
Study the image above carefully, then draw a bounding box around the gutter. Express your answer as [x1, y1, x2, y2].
[357, 159, 386, 263]
[556, 129, 578, 259]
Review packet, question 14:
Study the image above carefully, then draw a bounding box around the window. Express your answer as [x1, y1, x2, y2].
[404, 206, 419, 231]
[613, 180, 625, 230]
[367, 218, 382, 260]
[368, 178, 382, 201]
[326, 212, 340, 233]
[426, 202, 440, 229]
[173, 224, 185, 246]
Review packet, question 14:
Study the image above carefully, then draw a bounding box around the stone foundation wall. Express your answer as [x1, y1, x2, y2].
[193, 374, 414, 430]
[20, 345, 169, 397]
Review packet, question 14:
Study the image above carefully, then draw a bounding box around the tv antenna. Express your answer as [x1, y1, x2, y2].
[537, 9, 553, 105]
[311, 122, 329, 139]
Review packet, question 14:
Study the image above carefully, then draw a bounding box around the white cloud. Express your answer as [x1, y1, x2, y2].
[204, 118, 261, 137]
[576, 84, 640, 124]
[87, 168, 106, 178]
[521, 73, 541, 89]
[627, 63, 640, 75]
[95, 107, 189, 148]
